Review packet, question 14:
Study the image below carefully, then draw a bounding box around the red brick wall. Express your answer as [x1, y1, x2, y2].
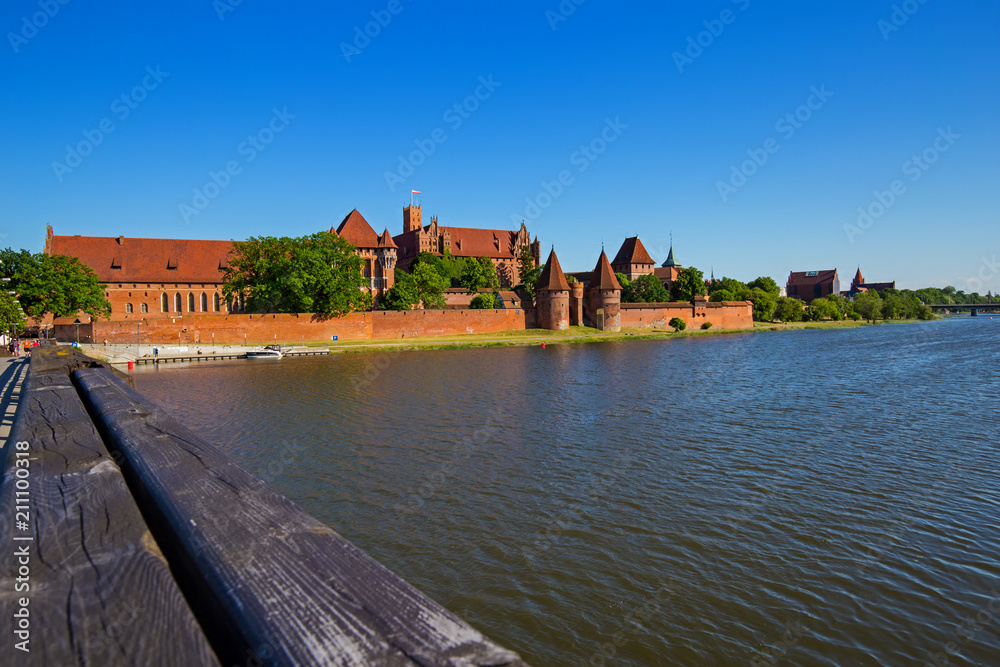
[620, 301, 753, 330]
[90, 309, 530, 345]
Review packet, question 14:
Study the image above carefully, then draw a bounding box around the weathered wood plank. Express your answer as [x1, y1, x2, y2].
[75, 366, 528, 667]
[0, 363, 220, 665]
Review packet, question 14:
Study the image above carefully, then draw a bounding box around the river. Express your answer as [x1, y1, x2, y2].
[134, 318, 999, 666]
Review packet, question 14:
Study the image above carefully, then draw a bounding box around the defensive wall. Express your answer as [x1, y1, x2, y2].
[620, 300, 753, 330]
[84, 308, 532, 345]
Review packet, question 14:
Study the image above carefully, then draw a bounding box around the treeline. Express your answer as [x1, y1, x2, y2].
[0, 248, 110, 327]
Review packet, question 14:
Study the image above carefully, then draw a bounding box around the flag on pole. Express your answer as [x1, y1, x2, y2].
[411, 190, 421, 195]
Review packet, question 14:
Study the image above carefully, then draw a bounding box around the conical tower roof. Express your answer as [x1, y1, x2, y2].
[854, 267, 864, 286]
[588, 250, 621, 291]
[537, 249, 570, 291]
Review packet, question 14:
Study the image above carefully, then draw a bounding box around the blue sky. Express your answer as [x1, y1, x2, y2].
[1, 1, 998, 291]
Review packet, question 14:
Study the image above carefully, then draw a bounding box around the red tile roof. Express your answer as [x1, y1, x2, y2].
[611, 237, 655, 266]
[336, 210, 381, 248]
[46, 230, 233, 284]
[394, 226, 523, 259]
[588, 251, 621, 291]
[378, 229, 397, 249]
[537, 249, 570, 291]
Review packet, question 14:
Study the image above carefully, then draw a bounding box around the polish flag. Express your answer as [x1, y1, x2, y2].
[411, 190, 421, 195]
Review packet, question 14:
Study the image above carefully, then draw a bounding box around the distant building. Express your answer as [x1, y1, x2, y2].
[45, 226, 234, 320]
[393, 204, 540, 287]
[845, 268, 895, 297]
[786, 269, 840, 303]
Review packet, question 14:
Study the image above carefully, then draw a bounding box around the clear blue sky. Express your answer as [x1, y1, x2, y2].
[1, 1, 997, 291]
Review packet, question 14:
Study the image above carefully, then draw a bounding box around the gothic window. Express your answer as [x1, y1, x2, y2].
[188, 293, 195, 312]
[125, 303, 133, 314]
[141, 303, 148, 313]
[175, 293, 182, 312]
[161, 293, 169, 312]
[201, 293, 208, 312]
[213, 293, 221, 312]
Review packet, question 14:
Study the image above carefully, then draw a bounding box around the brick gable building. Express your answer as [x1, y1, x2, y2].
[786, 269, 840, 303]
[393, 205, 540, 287]
[331, 209, 396, 302]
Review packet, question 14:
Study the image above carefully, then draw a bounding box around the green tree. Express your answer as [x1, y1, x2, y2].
[631, 273, 669, 303]
[826, 293, 855, 320]
[668, 317, 686, 331]
[749, 287, 777, 321]
[381, 269, 419, 311]
[5, 251, 111, 321]
[460, 257, 499, 292]
[747, 276, 780, 296]
[708, 276, 750, 301]
[517, 246, 541, 297]
[671, 267, 707, 302]
[469, 291, 500, 309]
[774, 296, 805, 322]
[710, 289, 735, 303]
[806, 297, 841, 321]
[853, 290, 883, 322]
[223, 233, 371, 316]
[0, 291, 26, 335]
[412, 263, 449, 309]
[412, 252, 451, 281]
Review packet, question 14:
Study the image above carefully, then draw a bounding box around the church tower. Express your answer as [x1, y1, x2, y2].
[403, 204, 423, 233]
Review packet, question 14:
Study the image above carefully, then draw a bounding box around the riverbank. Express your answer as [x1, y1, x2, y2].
[77, 319, 944, 363]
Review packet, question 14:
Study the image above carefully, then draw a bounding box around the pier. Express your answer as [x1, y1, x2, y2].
[131, 348, 331, 364]
[0, 345, 527, 666]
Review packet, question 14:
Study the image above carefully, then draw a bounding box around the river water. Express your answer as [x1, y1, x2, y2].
[134, 318, 999, 666]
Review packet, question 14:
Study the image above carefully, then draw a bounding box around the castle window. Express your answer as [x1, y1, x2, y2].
[125, 303, 133, 314]
[141, 303, 148, 313]
[161, 293, 169, 312]
[213, 293, 221, 312]
[201, 293, 208, 312]
[188, 293, 195, 312]
[174, 293, 182, 312]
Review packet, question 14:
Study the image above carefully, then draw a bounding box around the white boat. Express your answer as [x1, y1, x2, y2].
[245, 345, 283, 359]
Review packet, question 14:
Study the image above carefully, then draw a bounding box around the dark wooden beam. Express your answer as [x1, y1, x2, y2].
[0, 362, 219, 665]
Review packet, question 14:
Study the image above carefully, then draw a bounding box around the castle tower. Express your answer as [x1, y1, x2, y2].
[535, 249, 570, 330]
[403, 204, 422, 233]
[586, 250, 622, 332]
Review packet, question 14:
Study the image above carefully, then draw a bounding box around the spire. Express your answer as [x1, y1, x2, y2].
[662, 244, 679, 267]
[854, 267, 864, 287]
[588, 250, 622, 291]
[537, 248, 570, 291]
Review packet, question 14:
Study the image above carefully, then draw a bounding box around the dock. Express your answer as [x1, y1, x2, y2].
[0, 345, 528, 666]
[132, 348, 330, 364]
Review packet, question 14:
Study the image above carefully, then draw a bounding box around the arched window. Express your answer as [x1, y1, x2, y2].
[201, 293, 208, 312]
[213, 293, 221, 312]
[175, 293, 182, 312]
[188, 293, 195, 312]
[161, 293, 169, 312]
[125, 303, 133, 314]
[140, 303, 148, 313]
